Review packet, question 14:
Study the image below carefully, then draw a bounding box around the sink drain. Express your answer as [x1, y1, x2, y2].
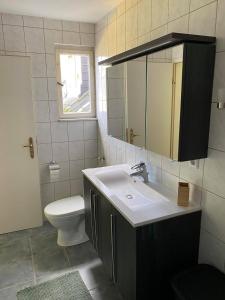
[126, 194, 134, 199]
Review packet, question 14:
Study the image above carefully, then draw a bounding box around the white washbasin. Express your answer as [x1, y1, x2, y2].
[96, 169, 168, 211]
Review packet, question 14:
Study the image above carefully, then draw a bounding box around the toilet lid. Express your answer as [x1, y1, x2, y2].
[44, 195, 85, 217]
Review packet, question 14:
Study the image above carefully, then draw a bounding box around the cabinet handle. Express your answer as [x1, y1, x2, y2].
[110, 214, 116, 283]
[90, 190, 95, 245]
[93, 194, 98, 252]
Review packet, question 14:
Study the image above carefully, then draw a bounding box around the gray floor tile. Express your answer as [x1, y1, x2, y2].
[0, 229, 31, 247]
[0, 238, 33, 289]
[0, 281, 33, 300]
[90, 284, 123, 300]
[31, 232, 70, 279]
[66, 241, 99, 269]
[30, 222, 56, 238]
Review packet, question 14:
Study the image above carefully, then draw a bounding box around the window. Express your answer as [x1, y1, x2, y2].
[56, 48, 95, 119]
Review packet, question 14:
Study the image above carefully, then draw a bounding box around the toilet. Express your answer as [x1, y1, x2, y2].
[44, 195, 89, 247]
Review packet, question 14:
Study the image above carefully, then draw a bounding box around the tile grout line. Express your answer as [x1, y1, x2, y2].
[28, 237, 37, 284]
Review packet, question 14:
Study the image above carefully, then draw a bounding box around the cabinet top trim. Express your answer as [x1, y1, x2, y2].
[98, 32, 216, 66]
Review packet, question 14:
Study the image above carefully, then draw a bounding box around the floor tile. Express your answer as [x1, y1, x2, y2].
[31, 233, 69, 279]
[0, 239, 33, 289]
[0, 281, 33, 300]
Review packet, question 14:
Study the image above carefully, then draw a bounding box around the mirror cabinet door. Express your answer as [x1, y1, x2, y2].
[106, 57, 146, 147]
[146, 44, 184, 160]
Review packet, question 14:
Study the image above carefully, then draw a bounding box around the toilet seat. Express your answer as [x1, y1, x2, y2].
[44, 195, 85, 218]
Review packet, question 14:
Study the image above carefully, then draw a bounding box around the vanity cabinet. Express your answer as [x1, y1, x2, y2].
[83, 176, 201, 300]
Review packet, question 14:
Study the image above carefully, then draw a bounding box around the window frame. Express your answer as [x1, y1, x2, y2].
[56, 47, 96, 119]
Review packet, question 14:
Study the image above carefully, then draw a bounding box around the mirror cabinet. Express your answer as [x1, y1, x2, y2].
[100, 33, 216, 161]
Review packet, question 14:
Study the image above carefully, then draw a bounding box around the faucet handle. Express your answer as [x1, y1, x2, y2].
[131, 161, 145, 170]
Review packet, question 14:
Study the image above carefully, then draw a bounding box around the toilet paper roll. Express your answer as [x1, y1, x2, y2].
[49, 162, 60, 181]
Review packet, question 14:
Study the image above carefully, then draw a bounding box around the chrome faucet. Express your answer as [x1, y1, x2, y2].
[130, 162, 149, 183]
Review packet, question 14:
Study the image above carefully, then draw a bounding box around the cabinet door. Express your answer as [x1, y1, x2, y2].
[112, 208, 137, 300]
[97, 195, 113, 278]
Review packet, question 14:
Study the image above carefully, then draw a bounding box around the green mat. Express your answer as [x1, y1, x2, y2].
[17, 271, 92, 300]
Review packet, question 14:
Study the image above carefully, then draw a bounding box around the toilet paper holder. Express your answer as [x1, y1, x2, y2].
[49, 161, 61, 171]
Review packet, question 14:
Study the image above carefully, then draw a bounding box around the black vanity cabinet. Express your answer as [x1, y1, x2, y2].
[83, 176, 201, 300]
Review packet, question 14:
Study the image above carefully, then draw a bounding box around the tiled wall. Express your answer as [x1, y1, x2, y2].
[95, 0, 225, 272]
[0, 12, 98, 210]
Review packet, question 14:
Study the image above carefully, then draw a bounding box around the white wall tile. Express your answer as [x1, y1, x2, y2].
[70, 179, 83, 196]
[49, 101, 59, 122]
[168, 0, 190, 21]
[202, 191, 225, 242]
[44, 29, 62, 54]
[203, 149, 225, 198]
[24, 27, 45, 53]
[69, 141, 85, 160]
[162, 171, 180, 194]
[69, 160, 84, 179]
[212, 51, 225, 101]
[34, 101, 50, 122]
[23, 16, 43, 28]
[68, 121, 84, 141]
[199, 229, 225, 272]
[209, 103, 225, 152]
[3, 25, 25, 52]
[152, 0, 169, 29]
[32, 78, 48, 100]
[85, 140, 98, 158]
[162, 156, 180, 176]
[38, 143, 52, 164]
[51, 122, 68, 142]
[52, 142, 69, 162]
[189, 2, 217, 36]
[62, 31, 80, 45]
[80, 33, 95, 47]
[85, 158, 98, 168]
[40, 183, 54, 207]
[190, 0, 216, 11]
[54, 181, 70, 200]
[44, 18, 62, 30]
[46, 54, 56, 77]
[80, 23, 95, 33]
[29, 53, 46, 77]
[84, 121, 97, 140]
[216, 0, 225, 52]
[167, 15, 189, 33]
[137, 0, 151, 37]
[47, 78, 57, 100]
[180, 159, 205, 187]
[62, 21, 79, 32]
[36, 123, 51, 143]
[0, 25, 4, 50]
[2, 14, 23, 26]
[39, 164, 51, 184]
[126, 5, 138, 43]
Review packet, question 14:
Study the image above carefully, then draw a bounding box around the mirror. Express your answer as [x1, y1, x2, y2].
[106, 57, 146, 147]
[146, 44, 183, 160]
[105, 40, 215, 162]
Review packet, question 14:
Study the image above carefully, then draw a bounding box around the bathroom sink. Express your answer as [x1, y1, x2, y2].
[96, 169, 168, 211]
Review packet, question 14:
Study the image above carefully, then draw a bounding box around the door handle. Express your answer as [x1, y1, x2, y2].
[130, 128, 140, 144]
[23, 137, 34, 158]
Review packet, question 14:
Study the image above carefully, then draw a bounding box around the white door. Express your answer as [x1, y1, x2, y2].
[0, 55, 42, 234]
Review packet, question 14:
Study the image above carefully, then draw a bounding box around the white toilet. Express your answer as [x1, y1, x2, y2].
[44, 195, 89, 247]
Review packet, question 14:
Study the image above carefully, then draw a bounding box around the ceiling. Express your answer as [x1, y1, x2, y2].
[0, 0, 121, 23]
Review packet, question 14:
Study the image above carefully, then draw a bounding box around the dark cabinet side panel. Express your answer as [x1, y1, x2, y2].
[179, 43, 216, 161]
